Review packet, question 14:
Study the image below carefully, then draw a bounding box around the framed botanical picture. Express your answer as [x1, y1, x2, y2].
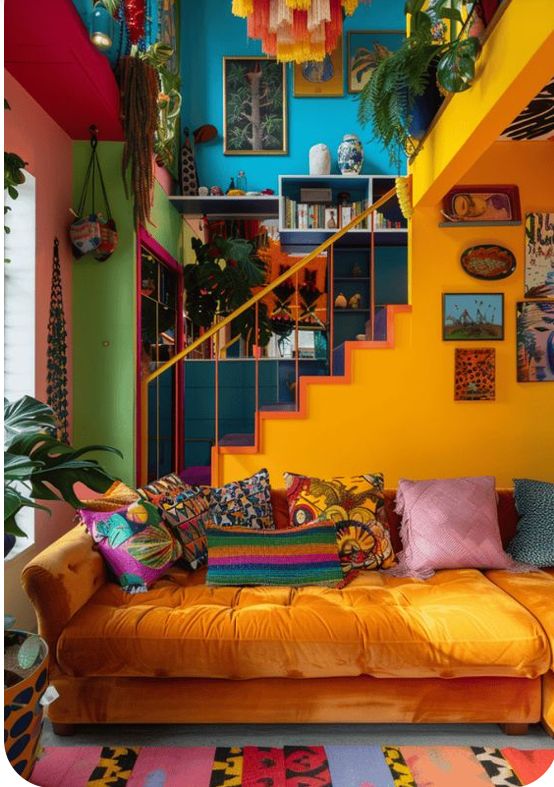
[524, 212, 554, 298]
[223, 57, 287, 155]
[440, 185, 521, 225]
[293, 38, 343, 97]
[442, 293, 504, 341]
[516, 301, 554, 382]
[347, 30, 405, 94]
[455, 349, 496, 401]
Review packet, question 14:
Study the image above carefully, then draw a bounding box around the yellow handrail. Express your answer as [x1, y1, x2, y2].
[141, 184, 399, 482]
[145, 185, 396, 384]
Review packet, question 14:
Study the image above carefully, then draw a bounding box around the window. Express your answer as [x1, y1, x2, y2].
[4, 172, 36, 555]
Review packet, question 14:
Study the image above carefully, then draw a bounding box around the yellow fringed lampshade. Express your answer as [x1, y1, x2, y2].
[232, 0, 370, 62]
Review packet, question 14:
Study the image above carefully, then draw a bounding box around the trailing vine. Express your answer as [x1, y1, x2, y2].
[4, 101, 28, 260]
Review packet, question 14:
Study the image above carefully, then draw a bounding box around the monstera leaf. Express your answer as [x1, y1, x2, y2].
[4, 395, 121, 542]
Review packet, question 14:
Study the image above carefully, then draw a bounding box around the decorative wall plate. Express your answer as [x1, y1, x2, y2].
[460, 244, 516, 280]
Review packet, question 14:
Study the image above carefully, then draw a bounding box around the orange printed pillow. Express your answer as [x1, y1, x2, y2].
[283, 472, 395, 574]
[79, 480, 141, 512]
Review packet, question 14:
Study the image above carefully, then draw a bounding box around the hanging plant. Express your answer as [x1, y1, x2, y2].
[140, 43, 182, 169]
[119, 55, 159, 227]
[4, 101, 28, 259]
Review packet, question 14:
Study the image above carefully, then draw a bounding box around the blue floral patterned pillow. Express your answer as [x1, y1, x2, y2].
[507, 479, 554, 566]
[210, 469, 275, 529]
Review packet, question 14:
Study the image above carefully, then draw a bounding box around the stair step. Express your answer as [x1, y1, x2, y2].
[218, 433, 255, 446]
[259, 404, 296, 412]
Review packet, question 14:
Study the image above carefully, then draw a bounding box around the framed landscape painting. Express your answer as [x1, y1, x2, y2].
[524, 212, 554, 298]
[516, 301, 554, 382]
[347, 30, 405, 94]
[294, 38, 343, 97]
[442, 293, 504, 341]
[223, 57, 287, 155]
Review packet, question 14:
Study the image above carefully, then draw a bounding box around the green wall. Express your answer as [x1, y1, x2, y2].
[72, 142, 182, 484]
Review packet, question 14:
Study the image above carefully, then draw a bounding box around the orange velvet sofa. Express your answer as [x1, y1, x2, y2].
[22, 490, 554, 736]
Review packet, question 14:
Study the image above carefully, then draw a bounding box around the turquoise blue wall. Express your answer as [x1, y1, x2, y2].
[181, 1, 406, 193]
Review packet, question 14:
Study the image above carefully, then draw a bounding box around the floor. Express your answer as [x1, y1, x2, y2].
[42, 720, 554, 750]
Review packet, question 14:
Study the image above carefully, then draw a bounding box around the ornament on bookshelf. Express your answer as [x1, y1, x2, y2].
[309, 144, 331, 176]
[325, 207, 338, 228]
[210, 185, 224, 196]
[335, 292, 347, 309]
[236, 171, 248, 191]
[337, 192, 351, 205]
[351, 262, 363, 277]
[226, 177, 236, 194]
[338, 134, 364, 175]
[198, 186, 209, 196]
[348, 293, 362, 309]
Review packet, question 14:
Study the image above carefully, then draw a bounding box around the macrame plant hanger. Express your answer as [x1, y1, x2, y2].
[47, 238, 69, 443]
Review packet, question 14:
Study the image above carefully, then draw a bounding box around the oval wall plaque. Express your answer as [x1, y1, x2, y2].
[461, 244, 516, 280]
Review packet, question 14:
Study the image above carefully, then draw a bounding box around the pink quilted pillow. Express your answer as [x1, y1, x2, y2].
[391, 476, 521, 578]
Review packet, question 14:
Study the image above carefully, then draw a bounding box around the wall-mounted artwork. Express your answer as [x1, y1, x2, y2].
[455, 349, 496, 401]
[460, 245, 516, 281]
[516, 301, 554, 382]
[524, 212, 554, 298]
[347, 30, 405, 94]
[223, 57, 287, 155]
[294, 39, 343, 97]
[440, 185, 521, 226]
[442, 293, 504, 341]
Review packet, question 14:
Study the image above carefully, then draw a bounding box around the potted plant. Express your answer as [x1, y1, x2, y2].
[183, 235, 272, 350]
[357, 0, 482, 170]
[4, 395, 119, 780]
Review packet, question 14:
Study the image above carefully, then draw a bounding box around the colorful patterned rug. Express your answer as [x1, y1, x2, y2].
[30, 744, 554, 787]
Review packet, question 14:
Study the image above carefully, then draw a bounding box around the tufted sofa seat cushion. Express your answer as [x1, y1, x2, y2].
[56, 565, 549, 681]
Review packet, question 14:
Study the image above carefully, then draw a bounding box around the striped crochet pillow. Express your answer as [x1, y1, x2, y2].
[206, 521, 343, 586]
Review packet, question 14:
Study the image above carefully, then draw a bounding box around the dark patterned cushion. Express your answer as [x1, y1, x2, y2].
[158, 486, 210, 570]
[507, 479, 554, 566]
[137, 473, 187, 502]
[210, 469, 275, 529]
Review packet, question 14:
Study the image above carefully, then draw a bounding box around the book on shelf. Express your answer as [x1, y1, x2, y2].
[373, 210, 406, 230]
[282, 197, 369, 230]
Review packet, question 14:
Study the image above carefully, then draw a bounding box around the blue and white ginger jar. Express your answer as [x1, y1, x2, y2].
[337, 133, 364, 175]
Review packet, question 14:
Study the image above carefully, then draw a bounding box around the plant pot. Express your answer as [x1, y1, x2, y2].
[4, 630, 49, 781]
[408, 62, 445, 140]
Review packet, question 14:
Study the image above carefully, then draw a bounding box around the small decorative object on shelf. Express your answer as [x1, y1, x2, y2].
[335, 293, 347, 309]
[351, 262, 363, 277]
[348, 293, 362, 309]
[455, 348, 496, 401]
[226, 177, 236, 194]
[198, 186, 209, 197]
[237, 171, 248, 191]
[440, 185, 521, 226]
[338, 134, 364, 175]
[461, 245, 516, 281]
[524, 212, 554, 298]
[324, 207, 338, 229]
[210, 185, 224, 196]
[516, 302, 554, 382]
[309, 144, 331, 176]
[180, 128, 199, 196]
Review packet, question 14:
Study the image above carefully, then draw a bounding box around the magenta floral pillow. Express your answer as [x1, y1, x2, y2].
[80, 500, 182, 592]
[391, 476, 523, 578]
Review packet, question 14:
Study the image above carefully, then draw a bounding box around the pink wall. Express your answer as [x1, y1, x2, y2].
[5, 70, 75, 548]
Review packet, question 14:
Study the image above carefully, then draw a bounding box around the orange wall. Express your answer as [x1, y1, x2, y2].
[220, 141, 554, 489]
[5, 72, 75, 627]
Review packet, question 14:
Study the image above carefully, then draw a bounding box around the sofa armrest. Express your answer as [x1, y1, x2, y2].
[21, 524, 107, 661]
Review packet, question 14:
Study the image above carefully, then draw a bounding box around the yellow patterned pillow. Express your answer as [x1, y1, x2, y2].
[283, 472, 395, 573]
[79, 480, 141, 512]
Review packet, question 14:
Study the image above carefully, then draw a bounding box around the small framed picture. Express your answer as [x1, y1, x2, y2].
[324, 207, 339, 229]
[441, 185, 521, 225]
[347, 30, 405, 94]
[516, 301, 554, 382]
[293, 38, 344, 97]
[339, 206, 353, 227]
[524, 212, 554, 298]
[455, 348, 496, 401]
[442, 293, 504, 341]
[223, 57, 287, 155]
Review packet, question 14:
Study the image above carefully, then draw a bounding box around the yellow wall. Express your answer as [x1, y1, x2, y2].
[220, 141, 554, 488]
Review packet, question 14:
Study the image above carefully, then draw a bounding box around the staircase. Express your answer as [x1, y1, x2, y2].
[140, 185, 411, 486]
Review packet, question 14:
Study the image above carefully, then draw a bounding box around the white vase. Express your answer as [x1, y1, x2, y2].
[309, 143, 331, 176]
[337, 134, 364, 175]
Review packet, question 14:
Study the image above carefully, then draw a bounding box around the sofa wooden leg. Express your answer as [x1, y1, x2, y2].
[500, 723, 529, 735]
[52, 722, 76, 736]
[542, 719, 554, 739]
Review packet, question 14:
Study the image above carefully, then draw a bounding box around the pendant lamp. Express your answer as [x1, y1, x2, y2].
[232, 0, 371, 62]
[90, 1, 114, 51]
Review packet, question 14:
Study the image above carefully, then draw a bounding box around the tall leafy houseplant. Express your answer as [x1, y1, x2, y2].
[4, 395, 120, 780]
[357, 0, 481, 170]
[184, 236, 272, 348]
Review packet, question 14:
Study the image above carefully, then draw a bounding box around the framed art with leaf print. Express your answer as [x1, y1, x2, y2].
[347, 30, 405, 94]
[223, 57, 287, 155]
